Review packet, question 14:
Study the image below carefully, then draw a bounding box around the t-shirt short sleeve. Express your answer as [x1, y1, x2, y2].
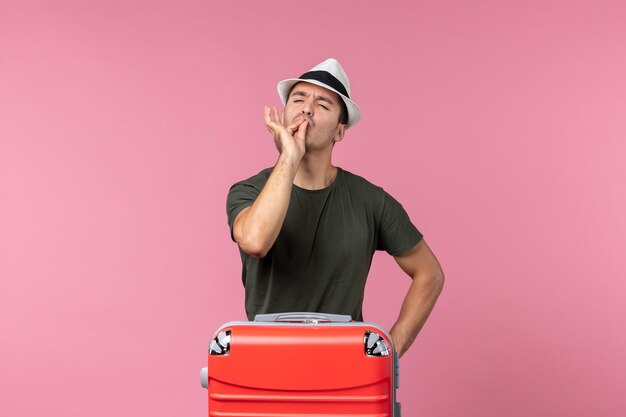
[376, 190, 423, 256]
[226, 180, 261, 242]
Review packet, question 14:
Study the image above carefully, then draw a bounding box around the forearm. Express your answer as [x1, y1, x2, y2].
[235, 153, 300, 258]
[390, 271, 444, 357]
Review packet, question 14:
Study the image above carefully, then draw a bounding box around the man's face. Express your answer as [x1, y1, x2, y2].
[283, 82, 346, 151]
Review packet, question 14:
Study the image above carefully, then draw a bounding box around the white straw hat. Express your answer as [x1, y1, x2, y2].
[277, 58, 361, 128]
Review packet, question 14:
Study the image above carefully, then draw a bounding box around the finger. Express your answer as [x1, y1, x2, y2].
[273, 107, 281, 125]
[265, 106, 281, 129]
[287, 117, 305, 134]
[264, 105, 272, 125]
[266, 122, 280, 136]
[294, 120, 308, 140]
[265, 106, 282, 132]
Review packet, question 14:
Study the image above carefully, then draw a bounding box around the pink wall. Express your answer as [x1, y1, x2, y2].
[1, 1, 625, 416]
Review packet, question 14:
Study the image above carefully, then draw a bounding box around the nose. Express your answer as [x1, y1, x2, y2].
[301, 99, 313, 116]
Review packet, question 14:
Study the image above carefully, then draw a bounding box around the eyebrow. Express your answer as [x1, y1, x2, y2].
[290, 90, 335, 105]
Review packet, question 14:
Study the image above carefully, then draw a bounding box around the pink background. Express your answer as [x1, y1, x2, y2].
[1, 1, 625, 416]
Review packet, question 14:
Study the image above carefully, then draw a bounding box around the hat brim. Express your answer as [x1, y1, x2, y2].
[277, 78, 361, 128]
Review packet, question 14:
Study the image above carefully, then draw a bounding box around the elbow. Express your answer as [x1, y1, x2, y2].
[433, 268, 445, 292]
[238, 238, 270, 259]
[234, 224, 270, 259]
[245, 246, 269, 259]
[411, 270, 444, 297]
[419, 267, 445, 292]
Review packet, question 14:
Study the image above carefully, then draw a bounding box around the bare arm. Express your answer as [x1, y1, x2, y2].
[390, 239, 445, 357]
[232, 107, 307, 258]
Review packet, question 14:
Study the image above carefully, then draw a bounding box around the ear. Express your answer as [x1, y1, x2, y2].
[333, 123, 347, 143]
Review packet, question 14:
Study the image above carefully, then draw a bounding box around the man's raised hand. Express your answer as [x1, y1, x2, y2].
[264, 106, 307, 162]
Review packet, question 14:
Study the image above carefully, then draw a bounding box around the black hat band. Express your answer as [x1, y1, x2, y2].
[298, 70, 350, 98]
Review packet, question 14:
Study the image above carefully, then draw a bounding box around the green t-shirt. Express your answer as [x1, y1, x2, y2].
[226, 167, 423, 321]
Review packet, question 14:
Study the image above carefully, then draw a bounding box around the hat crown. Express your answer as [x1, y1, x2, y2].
[307, 58, 351, 97]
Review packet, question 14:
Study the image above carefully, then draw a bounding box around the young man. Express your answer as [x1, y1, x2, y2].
[227, 58, 444, 356]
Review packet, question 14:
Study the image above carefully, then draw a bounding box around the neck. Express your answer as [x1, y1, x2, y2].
[294, 152, 337, 190]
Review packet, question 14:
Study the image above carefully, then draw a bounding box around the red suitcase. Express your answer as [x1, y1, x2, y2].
[200, 312, 401, 416]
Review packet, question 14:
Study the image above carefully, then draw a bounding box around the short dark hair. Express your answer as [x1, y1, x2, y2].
[337, 98, 349, 125]
[288, 82, 349, 126]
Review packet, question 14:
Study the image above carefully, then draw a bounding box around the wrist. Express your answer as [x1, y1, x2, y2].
[390, 321, 414, 356]
[277, 151, 302, 170]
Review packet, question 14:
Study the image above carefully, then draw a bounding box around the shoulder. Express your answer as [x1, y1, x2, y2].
[226, 167, 273, 221]
[339, 168, 385, 194]
[337, 168, 389, 210]
[338, 168, 389, 201]
[229, 167, 273, 192]
[338, 168, 409, 213]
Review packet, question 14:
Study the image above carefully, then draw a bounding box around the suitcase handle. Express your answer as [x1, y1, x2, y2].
[254, 312, 352, 323]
